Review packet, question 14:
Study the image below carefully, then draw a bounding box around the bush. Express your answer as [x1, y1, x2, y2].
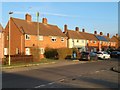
[44, 48, 73, 60]
[57, 48, 73, 60]
[44, 48, 58, 59]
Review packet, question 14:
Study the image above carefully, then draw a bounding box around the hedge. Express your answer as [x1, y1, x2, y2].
[44, 48, 75, 60]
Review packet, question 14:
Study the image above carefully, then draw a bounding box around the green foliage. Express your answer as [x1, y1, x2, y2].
[44, 47, 73, 60]
[44, 48, 58, 59]
[57, 48, 73, 59]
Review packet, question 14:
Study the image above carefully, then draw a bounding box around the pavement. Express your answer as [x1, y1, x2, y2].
[2, 59, 90, 72]
[111, 65, 120, 73]
[2, 59, 119, 73]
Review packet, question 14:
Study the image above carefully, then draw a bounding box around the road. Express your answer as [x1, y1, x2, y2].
[2, 58, 119, 89]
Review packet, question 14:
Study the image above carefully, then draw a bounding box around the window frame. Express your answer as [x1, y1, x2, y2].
[61, 37, 64, 42]
[51, 37, 57, 42]
[39, 35, 43, 41]
[25, 34, 30, 40]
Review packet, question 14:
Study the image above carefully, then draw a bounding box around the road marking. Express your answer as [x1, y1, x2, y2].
[95, 71, 100, 73]
[48, 82, 55, 85]
[101, 70, 105, 72]
[59, 79, 65, 82]
[34, 84, 46, 88]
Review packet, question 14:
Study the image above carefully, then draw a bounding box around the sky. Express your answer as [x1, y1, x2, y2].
[1, 2, 118, 37]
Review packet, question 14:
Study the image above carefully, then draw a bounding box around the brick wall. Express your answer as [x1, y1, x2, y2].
[4, 18, 23, 55]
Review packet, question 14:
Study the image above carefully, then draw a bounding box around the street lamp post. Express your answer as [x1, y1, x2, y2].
[8, 11, 13, 66]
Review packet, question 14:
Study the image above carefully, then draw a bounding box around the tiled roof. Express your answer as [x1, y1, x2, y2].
[95, 35, 108, 41]
[67, 30, 85, 39]
[0, 24, 3, 32]
[103, 36, 110, 41]
[79, 32, 99, 41]
[11, 17, 66, 37]
[110, 36, 119, 42]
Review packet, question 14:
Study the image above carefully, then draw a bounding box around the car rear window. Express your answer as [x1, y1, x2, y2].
[82, 52, 89, 55]
[97, 52, 102, 54]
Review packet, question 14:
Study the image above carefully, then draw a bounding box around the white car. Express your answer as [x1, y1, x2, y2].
[97, 51, 110, 59]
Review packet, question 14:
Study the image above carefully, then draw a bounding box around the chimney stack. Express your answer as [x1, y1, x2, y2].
[25, 14, 31, 22]
[64, 24, 67, 33]
[82, 28, 85, 32]
[94, 31, 97, 34]
[116, 34, 118, 38]
[107, 33, 110, 38]
[100, 32, 103, 35]
[75, 27, 79, 32]
[42, 18, 47, 24]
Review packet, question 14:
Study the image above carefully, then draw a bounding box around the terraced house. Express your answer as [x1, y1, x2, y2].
[0, 24, 4, 61]
[63, 25, 86, 52]
[79, 30, 99, 52]
[110, 34, 120, 49]
[104, 33, 116, 49]
[4, 14, 67, 59]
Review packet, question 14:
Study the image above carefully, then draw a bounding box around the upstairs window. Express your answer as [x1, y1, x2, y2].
[39, 36, 43, 41]
[90, 40, 92, 43]
[61, 37, 64, 42]
[25, 34, 30, 40]
[93, 41, 96, 43]
[51, 37, 56, 42]
[82, 40, 84, 43]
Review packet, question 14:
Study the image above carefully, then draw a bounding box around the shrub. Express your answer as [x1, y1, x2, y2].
[57, 48, 73, 60]
[44, 48, 58, 59]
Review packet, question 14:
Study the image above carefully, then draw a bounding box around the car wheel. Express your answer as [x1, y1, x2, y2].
[103, 56, 106, 60]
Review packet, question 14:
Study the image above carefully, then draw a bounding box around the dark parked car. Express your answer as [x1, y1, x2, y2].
[80, 52, 98, 60]
[110, 51, 120, 58]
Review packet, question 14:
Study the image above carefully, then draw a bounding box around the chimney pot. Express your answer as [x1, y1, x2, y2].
[116, 34, 119, 38]
[75, 27, 79, 32]
[42, 18, 47, 24]
[94, 31, 97, 34]
[100, 32, 103, 35]
[25, 14, 31, 22]
[82, 28, 85, 32]
[107, 33, 110, 38]
[64, 24, 67, 33]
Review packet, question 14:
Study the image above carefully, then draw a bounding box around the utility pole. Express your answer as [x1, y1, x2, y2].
[8, 11, 13, 66]
[36, 12, 39, 48]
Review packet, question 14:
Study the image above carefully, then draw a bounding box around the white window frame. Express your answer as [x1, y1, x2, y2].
[93, 41, 96, 43]
[90, 40, 92, 43]
[77, 40, 79, 43]
[40, 48, 44, 54]
[39, 35, 43, 41]
[16, 48, 19, 54]
[82, 40, 84, 43]
[61, 37, 64, 42]
[25, 34, 30, 40]
[4, 48, 8, 55]
[25, 48, 31, 55]
[51, 37, 57, 42]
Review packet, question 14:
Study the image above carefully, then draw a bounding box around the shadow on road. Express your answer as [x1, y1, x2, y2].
[2, 71, 75, 88]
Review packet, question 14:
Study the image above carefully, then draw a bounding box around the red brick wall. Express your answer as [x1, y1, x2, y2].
[25, 35, 67, 49]
[4, 18, 23, 55]
[0, 31, 4, 59]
